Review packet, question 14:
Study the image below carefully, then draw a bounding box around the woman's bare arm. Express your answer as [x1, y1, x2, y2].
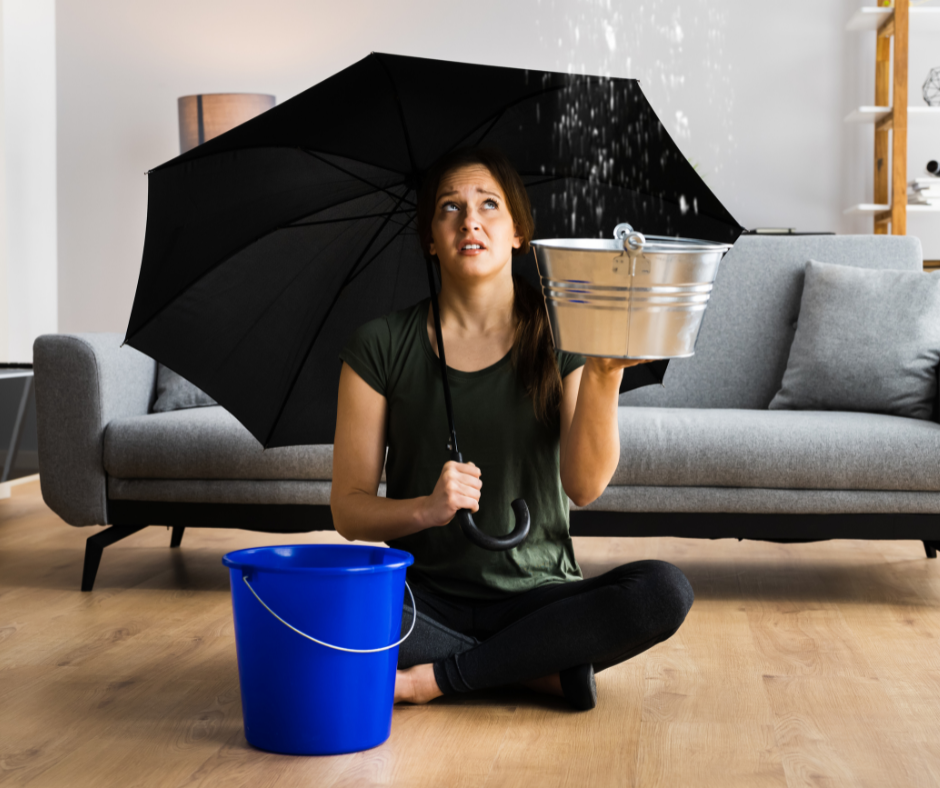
[559, 357, 644, 507]
[330, 362, 481, 542]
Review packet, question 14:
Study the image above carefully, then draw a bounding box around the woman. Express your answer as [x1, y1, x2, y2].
[331, 147, 693, 710]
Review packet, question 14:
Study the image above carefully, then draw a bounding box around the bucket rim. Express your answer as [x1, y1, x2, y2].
[531, 236, 732, 254]
[222, 544, 414, 575]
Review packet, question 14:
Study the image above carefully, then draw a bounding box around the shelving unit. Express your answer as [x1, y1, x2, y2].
[842, 1, 940, 236]
[846, 1, 908, 234]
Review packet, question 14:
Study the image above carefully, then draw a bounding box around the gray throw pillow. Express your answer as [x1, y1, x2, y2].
[769, 259, 940, 420]
[152, 364, 217, 413]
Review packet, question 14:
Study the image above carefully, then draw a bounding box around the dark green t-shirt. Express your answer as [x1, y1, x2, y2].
[339, 297, 587, 601]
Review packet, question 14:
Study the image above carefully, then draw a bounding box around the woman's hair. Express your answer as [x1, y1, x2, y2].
[416, 147, 563, 425]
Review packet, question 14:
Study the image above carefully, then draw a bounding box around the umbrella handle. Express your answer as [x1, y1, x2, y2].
[451, 451, 531, 551]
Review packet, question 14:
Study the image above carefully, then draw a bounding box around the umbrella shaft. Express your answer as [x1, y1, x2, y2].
[425, 260, 460, 455]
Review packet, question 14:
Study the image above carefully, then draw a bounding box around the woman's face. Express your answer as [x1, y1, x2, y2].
[429, 164, 521, 284]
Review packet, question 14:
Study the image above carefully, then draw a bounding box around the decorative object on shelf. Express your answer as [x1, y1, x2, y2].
[178, 94, 275, 154]
[923, 67, 940, 106]
[928, 159, 939, 174]
[908, 177, 940, 205]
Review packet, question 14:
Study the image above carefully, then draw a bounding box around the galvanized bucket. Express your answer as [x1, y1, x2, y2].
[531, 224, 732, 359]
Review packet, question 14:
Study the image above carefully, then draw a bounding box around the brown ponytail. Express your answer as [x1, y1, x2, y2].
[511, 274, 564, 425]
[416, 147, 563, 425]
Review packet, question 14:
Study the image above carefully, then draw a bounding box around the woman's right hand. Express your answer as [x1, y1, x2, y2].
[419, 460, 482, 528]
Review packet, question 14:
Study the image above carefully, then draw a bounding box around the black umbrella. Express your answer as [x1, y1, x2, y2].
[125, 52, 742, 550]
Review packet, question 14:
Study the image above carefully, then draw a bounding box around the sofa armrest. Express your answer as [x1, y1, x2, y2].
[33, 333, 156, 526]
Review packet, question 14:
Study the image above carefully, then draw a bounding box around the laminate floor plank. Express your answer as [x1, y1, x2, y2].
[635, 602, 786, 787]
[342, 702, 515, 788]
[29, 642, 245, 788]
[764, 674, 936, 788]
[479, 662, 645, 788]
[636, 721, 787, 788]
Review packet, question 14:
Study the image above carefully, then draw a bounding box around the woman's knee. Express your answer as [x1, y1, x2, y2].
[608, 559, 694, 631]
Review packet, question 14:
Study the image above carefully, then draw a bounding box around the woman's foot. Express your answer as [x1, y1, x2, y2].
[559, 663, 597, 710]
[520, 672, 565, 697]
[520, 666, 597, 710]
[394, 663, 445, 704]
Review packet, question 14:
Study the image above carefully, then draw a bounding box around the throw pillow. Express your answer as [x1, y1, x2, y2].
[152, 364, 217, 413]
[768, 259, 940, 420]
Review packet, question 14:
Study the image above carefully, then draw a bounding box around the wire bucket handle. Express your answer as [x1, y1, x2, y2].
[242, 574, 416, 654]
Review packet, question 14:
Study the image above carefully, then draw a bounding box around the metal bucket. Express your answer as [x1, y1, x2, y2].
[531, 224, 732, 359]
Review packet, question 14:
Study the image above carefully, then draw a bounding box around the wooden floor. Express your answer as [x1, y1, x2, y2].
[3, 481, 940, 787]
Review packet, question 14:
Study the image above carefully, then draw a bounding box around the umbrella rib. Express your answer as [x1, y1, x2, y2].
[451, 107, 506, 151]
[301, 150, 417, 207]
[342, 214, 415, 288]
[373, 54, 420, 180]
[262, 190, 413, 446]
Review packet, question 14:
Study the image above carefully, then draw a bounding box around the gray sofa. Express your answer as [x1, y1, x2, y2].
[34, 235, 940, 591]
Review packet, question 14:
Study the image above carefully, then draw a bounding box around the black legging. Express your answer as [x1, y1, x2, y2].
[397, 560, 694, 695]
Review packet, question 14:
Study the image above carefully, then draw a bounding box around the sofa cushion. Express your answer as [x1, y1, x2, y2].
[769, 260, 940, 420]
[104, 406, 333, 480]
[619, 235, 923, 410]
[152, 364, 217, 412]
[613, 407, 940, 491]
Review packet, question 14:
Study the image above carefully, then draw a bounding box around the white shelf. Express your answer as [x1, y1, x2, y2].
[843, 106, 940, 123]
[844, 203, 889, 214]
[909, 107, 940, 121]
[847, 7, 890, 31]
[844, 106, 891, 123]
[844, 203, 940, 214]
[847, 6, 940, 32]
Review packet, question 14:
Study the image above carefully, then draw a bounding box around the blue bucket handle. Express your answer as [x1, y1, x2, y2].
[242, 574, 416, 654]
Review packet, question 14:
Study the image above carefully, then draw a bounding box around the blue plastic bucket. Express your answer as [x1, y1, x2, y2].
[223, 544, 415, 756]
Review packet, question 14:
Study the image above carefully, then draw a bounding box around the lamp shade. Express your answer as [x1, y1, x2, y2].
[177, 93, 276, 153]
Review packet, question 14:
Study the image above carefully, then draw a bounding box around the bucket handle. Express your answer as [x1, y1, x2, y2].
[242, 574, 416, 654]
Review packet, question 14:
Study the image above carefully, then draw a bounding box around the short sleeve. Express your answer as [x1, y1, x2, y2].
[555, 349, 586, 379]
[339, 317, 392, 396]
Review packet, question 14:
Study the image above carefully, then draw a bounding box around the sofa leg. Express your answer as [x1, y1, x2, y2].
[924, 541, 938, 559]
[81, 525, 148, 592]
[170, 526, 185, 549]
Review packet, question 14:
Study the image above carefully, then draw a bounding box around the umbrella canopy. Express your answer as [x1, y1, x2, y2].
[126, 52, 742, 450]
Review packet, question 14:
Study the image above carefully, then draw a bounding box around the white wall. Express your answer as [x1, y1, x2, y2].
[0, 4, 7, 362]
[1, 0, 57, 361]
[54, 0, 940, 335]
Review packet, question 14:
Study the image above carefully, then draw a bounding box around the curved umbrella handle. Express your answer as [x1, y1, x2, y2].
[451, 451, 531, 551]
[455, 501, 530, 552]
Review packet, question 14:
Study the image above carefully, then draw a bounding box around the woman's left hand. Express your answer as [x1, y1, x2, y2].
[584, 356, 650, 376]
